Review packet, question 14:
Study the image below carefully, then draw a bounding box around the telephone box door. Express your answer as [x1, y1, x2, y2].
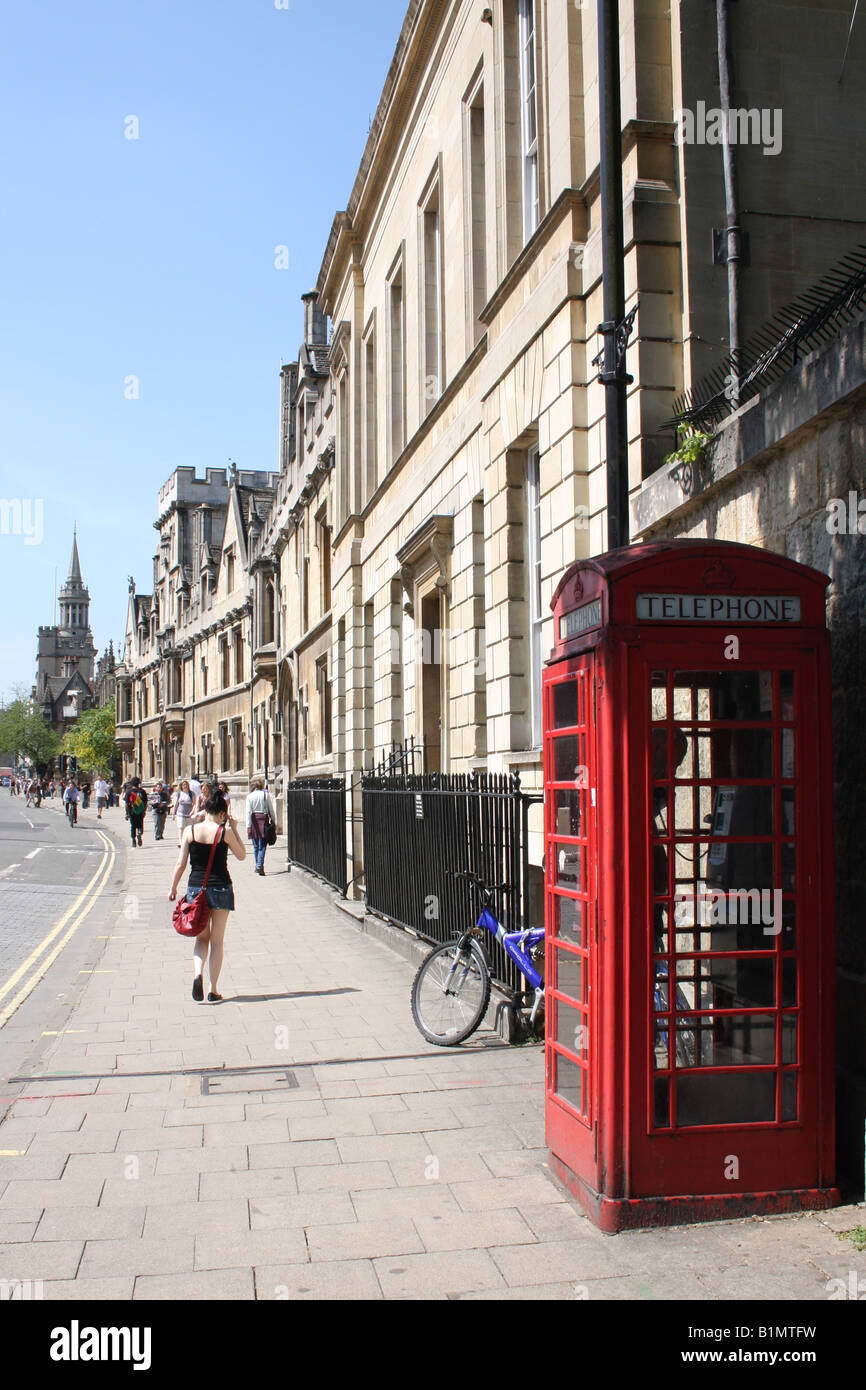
[628, 642, 832, 1197]
[544, 654, 599, 1193]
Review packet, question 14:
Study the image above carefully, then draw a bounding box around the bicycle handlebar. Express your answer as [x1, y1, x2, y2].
[454, 870, 513, 896]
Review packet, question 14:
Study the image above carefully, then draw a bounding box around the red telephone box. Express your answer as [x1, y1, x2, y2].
[543, 539, 838, 1231]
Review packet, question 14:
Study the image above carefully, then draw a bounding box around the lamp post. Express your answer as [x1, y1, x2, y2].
[595, 0, 633, 551]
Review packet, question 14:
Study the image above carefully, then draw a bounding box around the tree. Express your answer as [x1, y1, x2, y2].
[0, 699, 61, 773]
[62, 704, 117, 777]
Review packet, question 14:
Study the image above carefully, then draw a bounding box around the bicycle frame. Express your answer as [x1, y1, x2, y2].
[460, 906, 545, 1025]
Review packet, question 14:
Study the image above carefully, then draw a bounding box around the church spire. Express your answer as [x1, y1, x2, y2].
[58, 529, 90, 628]
[68, 527, 83, 586]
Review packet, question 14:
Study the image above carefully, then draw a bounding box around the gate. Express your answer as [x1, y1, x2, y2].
[285, 778, 347, 896]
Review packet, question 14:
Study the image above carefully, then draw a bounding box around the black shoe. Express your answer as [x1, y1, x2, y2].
[208, 992, 223, 1004]
[192, 977, 204, 1003]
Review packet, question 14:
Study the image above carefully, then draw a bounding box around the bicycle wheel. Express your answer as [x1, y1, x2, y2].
[411, 941, 491, 1046]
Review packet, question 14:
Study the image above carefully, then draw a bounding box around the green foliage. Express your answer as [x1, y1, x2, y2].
[62, 704, 118, 777]
[840, 1226, 866, 1252]
[664, 428, 714, 470]
[0, 699, 61, 772]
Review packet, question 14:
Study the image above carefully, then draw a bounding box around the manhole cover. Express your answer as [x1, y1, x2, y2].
[200, 1069, 299, 1097]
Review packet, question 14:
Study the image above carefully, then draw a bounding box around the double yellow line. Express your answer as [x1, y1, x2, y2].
[0, 830, 116, 1030]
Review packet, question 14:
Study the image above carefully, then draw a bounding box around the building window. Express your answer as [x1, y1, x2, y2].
[225, 549, 235, 595]
[232, 719, 244, 774]
[316, 656, 332, 759]
[316, 509, 332, 615]
[518, 0, 539, 243]
[363, 316, 378, 502]
[262, 577, 276, 646]
[465, 75, 487, 344]
[527, 444, 543, 748]
[221, 636, 231, 689]
[420, 171, 443, 414]
[300, 688, 309, 765]
[234, 628, 244, 683]
[388, 252, 406, 464]
[302, 527, 310, 635]
[218, 722, 229, 774]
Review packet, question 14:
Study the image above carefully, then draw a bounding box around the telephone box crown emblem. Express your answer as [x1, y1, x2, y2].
[702, 559, 737, 590]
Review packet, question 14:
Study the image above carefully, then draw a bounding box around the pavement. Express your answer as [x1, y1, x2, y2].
[0, 804, 864, 1301]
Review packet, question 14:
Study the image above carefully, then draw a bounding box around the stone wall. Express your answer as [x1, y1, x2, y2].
[633, 312, 866, 1185]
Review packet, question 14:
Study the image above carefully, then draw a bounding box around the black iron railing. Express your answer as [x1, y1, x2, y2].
[361, 770, 541, 991]
[286, 778, 347, 896]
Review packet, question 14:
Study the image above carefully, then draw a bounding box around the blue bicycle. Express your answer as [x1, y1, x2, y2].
[411, 870, 545, 1046]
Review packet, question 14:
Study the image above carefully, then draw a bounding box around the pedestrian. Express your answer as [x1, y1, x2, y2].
[125, 778, 147, 846]
[80, 780, 91, 811]
[168, 786, 246, 1003]
[94, 775, 108, 819]
[189, 775, 202, 802]
[150, 781, 170, 840]
[190, 781, 213, 824]
[172, 780, 195, 845]
[245, 778, 277, 876]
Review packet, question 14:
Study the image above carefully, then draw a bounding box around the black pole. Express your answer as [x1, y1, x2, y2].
[597, 0, 630, 550]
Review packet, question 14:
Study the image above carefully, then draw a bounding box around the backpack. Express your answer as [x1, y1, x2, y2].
[128, 790, 145, 815]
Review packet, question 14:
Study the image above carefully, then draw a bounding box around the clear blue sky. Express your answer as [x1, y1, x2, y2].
[0, 0, 408, 700]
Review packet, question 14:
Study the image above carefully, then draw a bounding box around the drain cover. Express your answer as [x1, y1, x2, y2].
[200, 1069, 299, 1097]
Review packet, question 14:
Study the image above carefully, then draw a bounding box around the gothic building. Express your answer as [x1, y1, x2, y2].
[36, 533, 99, 733]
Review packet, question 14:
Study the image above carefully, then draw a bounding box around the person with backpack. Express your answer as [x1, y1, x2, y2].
[125, 779, 147, 846]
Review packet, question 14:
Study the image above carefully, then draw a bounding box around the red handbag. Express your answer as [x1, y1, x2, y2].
[173, 826, 224, 937]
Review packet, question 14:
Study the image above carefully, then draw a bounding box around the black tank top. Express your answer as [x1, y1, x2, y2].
[188, 824, 232, 889]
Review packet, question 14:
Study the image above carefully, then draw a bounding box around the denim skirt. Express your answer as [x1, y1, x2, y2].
[186, 884, 235, 912]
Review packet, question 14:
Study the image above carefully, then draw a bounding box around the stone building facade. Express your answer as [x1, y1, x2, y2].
[115, 466, 277, 797]
[252, 0, 866, 807]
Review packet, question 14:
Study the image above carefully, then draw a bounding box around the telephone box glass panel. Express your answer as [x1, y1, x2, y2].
[650, 669, 799, 1129]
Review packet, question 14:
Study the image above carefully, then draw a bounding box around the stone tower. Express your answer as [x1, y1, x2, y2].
[36, 531, 98, 731]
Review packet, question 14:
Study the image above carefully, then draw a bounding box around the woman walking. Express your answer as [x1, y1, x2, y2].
[246, 779, 277, 876]
[168, 787, 246, 1003]
[190, 780, 213, 825]
[172, 780, 195, 845]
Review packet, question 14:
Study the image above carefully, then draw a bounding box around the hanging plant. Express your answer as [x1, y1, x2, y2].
[664, 427, 715, 471]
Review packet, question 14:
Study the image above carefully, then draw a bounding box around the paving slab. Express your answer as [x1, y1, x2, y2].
[373, 1248, 507, 1298]
[0, 1239, 83, 1280]
[133, 1268, 255, 1300]
[194, 1228, 308, 1271]
[248, 1191, 357, 1231]
[254, 1259, 382, 1300]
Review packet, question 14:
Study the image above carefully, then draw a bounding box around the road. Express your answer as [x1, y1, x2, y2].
[0, 794, 124, 1075]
